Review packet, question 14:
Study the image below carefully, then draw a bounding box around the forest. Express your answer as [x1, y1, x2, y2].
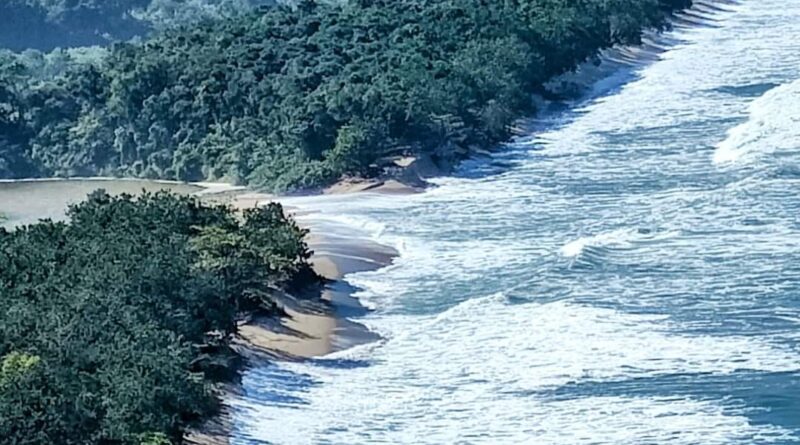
[0, 0, 273, 51]
[0, 191, 313, 444]
[0, 0, 692, 192]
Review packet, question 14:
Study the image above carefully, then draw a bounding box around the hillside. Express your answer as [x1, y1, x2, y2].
[0, 0, 691, 191]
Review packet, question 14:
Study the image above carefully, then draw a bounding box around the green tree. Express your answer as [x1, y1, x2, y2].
[0, 191, 314, 444]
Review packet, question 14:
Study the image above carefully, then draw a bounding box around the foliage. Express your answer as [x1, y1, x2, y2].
[132, 0, 275, 31]
[0, 0, 271, 51]
[0, 0, 689, 191]
[0, 352, 41, 387]
[0, 0, 151, 50]
[0, 191, 313, 444]
[137, 432, 172, 445]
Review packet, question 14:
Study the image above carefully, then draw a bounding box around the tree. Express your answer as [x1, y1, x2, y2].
[0, 191, 314, 444]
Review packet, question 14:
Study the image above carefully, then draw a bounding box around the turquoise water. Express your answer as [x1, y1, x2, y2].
[232, 1, 800, 443]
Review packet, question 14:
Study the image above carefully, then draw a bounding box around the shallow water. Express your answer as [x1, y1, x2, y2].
[0, 179, 201, 227]
[231, 1, 800, 444]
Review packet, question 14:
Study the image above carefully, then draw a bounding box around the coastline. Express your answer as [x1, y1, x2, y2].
[182, 2, 731, 440]
[0, 176, 401, 445]
[183, 187, 400, 445]
[235, 229, 396, 360]
[226, 190, 399, 360]
[0, 6, 729, 443]
[0, 1, 741, 443]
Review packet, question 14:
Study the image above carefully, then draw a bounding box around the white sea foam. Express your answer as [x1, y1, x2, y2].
[230, 298, 800, 444]
[714, 78, 800, 164]
[233, 395, 794, 445]
[560, 228, 681, 258]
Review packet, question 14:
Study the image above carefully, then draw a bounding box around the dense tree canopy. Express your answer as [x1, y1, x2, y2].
[0, 0, 691, 191]
[0, 191, 313, 444]
[0, 0, 272, 51]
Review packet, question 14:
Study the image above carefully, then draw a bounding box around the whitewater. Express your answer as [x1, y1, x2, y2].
[229, 1, 800, 443]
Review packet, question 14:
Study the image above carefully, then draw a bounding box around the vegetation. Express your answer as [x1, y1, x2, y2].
[0, 0, 272, 51]
[0, 0, 150, 50]
[0, 190, 313, 444]
[0, 0, 691, 191]
[133, 0, 275, 31]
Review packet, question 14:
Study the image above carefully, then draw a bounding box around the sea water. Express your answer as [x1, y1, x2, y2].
[232, 1, 800, 443]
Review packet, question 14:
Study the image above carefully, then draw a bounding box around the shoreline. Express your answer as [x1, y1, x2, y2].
[184, 2, 734, 439]
[0, 1, 736, 443]
[184, 189, 399, 445]
[235, 228, 396, 360]
[227, 190, 398, 360]
[1, 7, 729, 442]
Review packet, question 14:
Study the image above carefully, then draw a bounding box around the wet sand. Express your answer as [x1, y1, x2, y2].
[227, 191, 397, 360]
[186, 190, 398, 445]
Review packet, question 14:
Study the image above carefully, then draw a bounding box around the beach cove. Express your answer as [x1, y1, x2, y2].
[0, 178, 403, 445]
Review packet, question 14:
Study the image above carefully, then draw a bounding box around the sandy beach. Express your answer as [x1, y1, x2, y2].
[235, 231, 395, 360]
[225, 190, 399, 360]
[184, 187, 402, 445]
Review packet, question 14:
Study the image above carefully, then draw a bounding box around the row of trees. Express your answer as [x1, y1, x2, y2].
[0, 191, 314, 444]
[0, 0, 691, 191]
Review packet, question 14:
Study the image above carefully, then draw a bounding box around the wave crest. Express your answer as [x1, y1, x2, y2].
[713, 78, 800, 164]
